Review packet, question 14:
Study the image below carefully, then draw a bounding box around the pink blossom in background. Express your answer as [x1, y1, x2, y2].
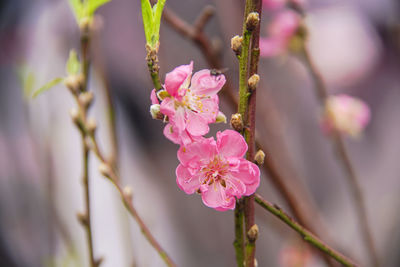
[279, 241, 312, 267]
[262, 0, 306, 10]
[153, 62, 226, 145]
[305, 6, 381, 87]
[260, 10, 301, 57]
[176, 130, 260, 211]
[322, 94, 371, 137]
[262, 0, 286, 10]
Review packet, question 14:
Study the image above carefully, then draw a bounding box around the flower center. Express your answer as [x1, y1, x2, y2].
[201, 156, 228, 187]
[175, 90, 209, 114]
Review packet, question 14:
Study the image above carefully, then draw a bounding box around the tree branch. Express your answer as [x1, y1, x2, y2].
[254, 194, 359, 267]
[300, 44, 380, 267]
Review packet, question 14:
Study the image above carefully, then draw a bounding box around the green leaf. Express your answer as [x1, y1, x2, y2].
[140, 0, 154, 45]
[69, 0, 84, 22]
[153, 0, 166, 45]
[87, 0, 111, 17]
[33, 77, 64, 98]
[66, 50, 81, 76]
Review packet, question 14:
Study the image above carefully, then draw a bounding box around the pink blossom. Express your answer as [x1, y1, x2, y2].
[263, 0, 306, 10]
[263, 0, 286, 10]
[260, 10, 301, 57]
[176, 130, 260, 211]
[322, 94, 371, 137]
[155, 62, 226, 145]
[279, 241, 313, 267]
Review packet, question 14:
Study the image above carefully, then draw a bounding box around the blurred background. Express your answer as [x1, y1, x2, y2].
[0, 0, 400, 266]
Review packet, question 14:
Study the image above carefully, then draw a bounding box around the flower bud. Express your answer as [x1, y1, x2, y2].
[79, 17, 92, 33]
[215, 111, 227, 123]
[254, 150, 265, 165]
[150, 104, 163, 120]
[78, 91, 94, 109]
[86, 118, 97, 134]
[323, 94, 370, 137]
[99, 163, 112, 178]
[69, 108, 80, 124]
[94, 257, 104, 267]
[230, 113, 244, 132]
[248, 74, 260, 91]
[76, 212, 88, 226]
[64, 75, 80, 94]
[246, 12, 260, 31]
[247, 224, 259, 242]
[123, 186, 133, 201]
[231, 35, 243, 56]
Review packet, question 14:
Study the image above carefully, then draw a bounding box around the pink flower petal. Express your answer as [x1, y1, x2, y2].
[191, 69, 226, 96]
[163, 124, 181, 144]
[163, 124, 195, 146]
[150, 89, 159, 104]
[216, 130, 248, 158]
[160, 97, 175, 117]
[170, 106, 186, 133]
[186, 110, 209, 136]
[201, 183, 234, 210]
[164, 61, 193, 98]
[260, 37, 284, 57]
[215, 197, 236, 211]
[262, 0, 285, 10]
[177, 137, 216, 167]
[176, 164, 201, 194]
[269, 10, 300, 39]
[229, 159, 260, 195]
[197, 96, 219, 123]
[225, 177, 246, 197]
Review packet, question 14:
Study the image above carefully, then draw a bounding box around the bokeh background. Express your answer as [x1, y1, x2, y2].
[1, 0, 400, 266]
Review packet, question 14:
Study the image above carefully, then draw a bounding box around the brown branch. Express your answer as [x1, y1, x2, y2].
[241, 1, 262, 267]
[193, 5, 215, 33]
[67, 20, 176, 267]
[300, 46, 380, 267]
[75, 27, 98, 267]
[87, 127, 177, 267]
[255, 194, 359, 267]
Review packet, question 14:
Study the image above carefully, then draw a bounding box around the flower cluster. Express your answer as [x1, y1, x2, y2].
[150, 62, 225, 145]
[322, 94, 371, 137]
[150, 62, 260, 211]
[260, 0, 303, 57]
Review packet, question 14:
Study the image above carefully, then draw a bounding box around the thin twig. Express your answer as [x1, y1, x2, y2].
[301, 46, 380, 267]
[81, 137, 96, 267]
[254, 194, 359, 267]
[163, 7, 222, 71]
[86, 129, 177, 267]
[68, 22, 176, 267]
[77, 28, 98, 267]
[234, 199, 245, 267]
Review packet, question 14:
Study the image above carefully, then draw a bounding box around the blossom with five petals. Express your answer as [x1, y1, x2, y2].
[152, 62, 226, 145]
[176, 130, 260, 211]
